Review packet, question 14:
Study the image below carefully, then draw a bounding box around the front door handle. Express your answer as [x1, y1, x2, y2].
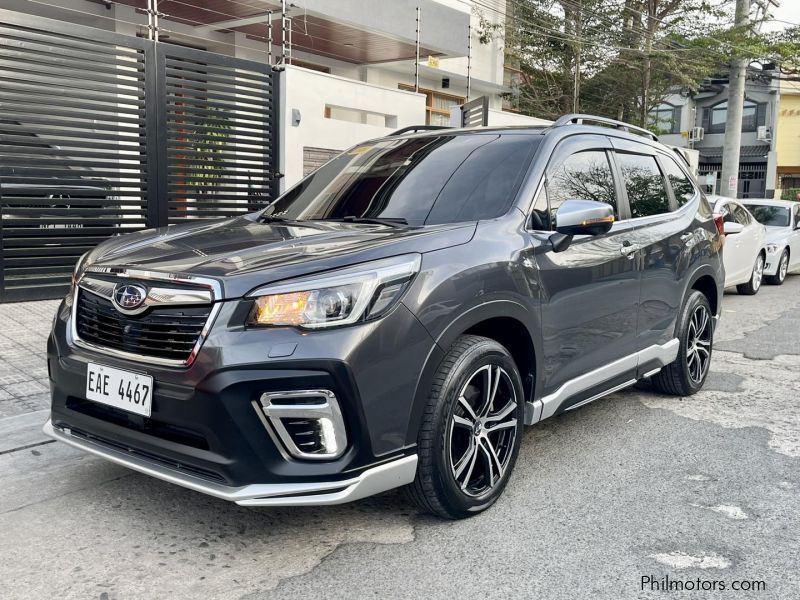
[620, 241, 638, 258]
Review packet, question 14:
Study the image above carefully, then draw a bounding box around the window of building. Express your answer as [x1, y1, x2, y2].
[615, 153, 671, 218]
[661, 155, 696, 206]
[399, 85, 465, 126]
[546, 150, 617, 229]
[705, 100, 764, 134]
[648, 102, 681, 134]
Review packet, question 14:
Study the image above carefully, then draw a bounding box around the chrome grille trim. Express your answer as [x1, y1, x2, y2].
[70, 269, 222, 368]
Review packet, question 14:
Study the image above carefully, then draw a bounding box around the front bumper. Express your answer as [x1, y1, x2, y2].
[44, 420, 417, 506]
[763, 249, 782, 276]
[47, 296, 439, 505]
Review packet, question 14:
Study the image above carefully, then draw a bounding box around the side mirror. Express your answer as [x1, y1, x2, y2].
[723, 221, 744, 235]
[555, 199, 615, 236]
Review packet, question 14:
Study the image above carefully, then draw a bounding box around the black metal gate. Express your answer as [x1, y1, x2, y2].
[0, 9, 280, 302]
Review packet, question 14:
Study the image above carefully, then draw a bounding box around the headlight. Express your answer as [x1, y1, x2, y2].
[247, 254, 421, 329]
[766, 243, 779, 253]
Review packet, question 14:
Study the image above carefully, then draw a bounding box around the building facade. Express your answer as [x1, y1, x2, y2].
[657, 71, 780, 199]
[775, 79, 800, 199]
[0, 0, 540, 301]
[3, 0, 526, 189]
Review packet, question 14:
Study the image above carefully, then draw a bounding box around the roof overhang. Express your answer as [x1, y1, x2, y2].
[112, 0, 470, 64]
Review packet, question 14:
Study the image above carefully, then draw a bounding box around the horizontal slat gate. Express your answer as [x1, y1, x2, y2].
[0, 9, 279, 302]
[157, 45, 276, 223]
[0, 10, 154, 302]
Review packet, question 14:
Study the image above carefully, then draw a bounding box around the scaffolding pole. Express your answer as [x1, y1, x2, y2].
[281, 0, 289, 65]
[414, 6, 420, 93]
[267, 10, 273, 66]
[466, 23, 472, 101]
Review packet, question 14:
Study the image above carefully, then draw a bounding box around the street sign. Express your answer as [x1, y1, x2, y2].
[728, 176, 738, 191]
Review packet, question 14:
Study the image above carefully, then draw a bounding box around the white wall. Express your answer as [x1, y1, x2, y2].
[434, 0, 506, 101]
[486, 109, 551, 126]
[280, 66, 427, 187]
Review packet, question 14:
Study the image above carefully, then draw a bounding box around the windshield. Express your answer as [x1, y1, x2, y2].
[744, 204, 790, 227]
[261, 133, 540, 226]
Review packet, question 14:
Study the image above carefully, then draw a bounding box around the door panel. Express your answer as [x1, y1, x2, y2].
[535, 136, 640, 400]
[610, 147, 692, 350]
[536, 223, 641, 396]
[719, 202, 747, 284]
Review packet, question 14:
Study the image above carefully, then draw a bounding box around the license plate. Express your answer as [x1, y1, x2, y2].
[86, 362, 153, 417]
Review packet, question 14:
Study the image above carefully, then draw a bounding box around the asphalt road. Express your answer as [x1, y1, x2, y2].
[2, 276, 799, 599]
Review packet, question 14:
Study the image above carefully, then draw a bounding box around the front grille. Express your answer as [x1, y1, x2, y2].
[75, 287, 212, 362]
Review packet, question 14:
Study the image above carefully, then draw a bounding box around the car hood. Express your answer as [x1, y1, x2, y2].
[764, 226, 791, 244]
[82, 216, 476, 298]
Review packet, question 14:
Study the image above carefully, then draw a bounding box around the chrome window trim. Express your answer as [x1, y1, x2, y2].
[70, 271, 222, 368]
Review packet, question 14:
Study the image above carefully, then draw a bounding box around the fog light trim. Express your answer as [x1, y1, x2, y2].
[258, 390, 347, 460]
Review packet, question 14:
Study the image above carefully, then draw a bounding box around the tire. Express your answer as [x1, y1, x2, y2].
[736, 253, 765, 295]
[405, 334, 525, 519]
[651, 290, 713, 396]
[765, 249, 789, 285]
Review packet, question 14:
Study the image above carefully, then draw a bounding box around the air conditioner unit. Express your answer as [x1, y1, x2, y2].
[757, 125, 771, 142]
[689, 126, 704, 142]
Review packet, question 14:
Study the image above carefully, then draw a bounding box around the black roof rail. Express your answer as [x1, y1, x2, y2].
[390, 125, 452, 136]
[553, 113, 659, 142]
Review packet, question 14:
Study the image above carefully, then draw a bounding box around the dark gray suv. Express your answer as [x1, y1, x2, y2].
[46, 115, 724, 519]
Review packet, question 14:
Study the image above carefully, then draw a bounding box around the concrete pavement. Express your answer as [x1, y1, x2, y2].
[1, 277, 799, 599]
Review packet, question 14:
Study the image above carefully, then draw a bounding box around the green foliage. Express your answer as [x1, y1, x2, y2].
[184, 108, 231, 192]
[504, 0, 800, 126]
[781, 188, 800, 201]
[473, 7, 503, 45]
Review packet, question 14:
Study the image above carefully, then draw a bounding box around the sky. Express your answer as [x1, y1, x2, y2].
[763, 1, 800, 32]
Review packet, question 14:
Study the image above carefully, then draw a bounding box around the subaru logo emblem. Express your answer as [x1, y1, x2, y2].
[113, 283, 147, 311]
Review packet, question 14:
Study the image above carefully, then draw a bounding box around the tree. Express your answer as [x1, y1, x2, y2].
[504, 0, 800, 126]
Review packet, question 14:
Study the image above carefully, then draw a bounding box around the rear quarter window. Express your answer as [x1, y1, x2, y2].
[661, 155, 698, 206]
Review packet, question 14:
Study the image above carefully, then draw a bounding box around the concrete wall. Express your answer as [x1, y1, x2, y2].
[280, 66, 427, 187]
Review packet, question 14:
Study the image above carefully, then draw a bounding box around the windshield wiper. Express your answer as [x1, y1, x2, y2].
[257, 214, 291, 223]
[328, 216, 409, 228]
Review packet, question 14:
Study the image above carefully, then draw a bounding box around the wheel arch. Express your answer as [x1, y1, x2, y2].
[405, 300, 540, 446]
[687, 267, 720, 318]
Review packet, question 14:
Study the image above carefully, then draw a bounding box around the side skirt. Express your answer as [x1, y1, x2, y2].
[525, 338, 679, 425]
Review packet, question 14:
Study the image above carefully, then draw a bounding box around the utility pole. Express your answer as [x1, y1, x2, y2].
[720, 0, 752, 199]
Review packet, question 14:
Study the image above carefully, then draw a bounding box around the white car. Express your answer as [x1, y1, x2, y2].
[711, 196, 767, 295]
[742, 198, 800, 285]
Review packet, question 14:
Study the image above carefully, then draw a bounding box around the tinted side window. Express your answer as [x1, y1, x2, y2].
[661, 155, 696, 206]
[426, 135, 538, 224]
[546, 150, 617, 229]
[616, 153, 670, 218]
